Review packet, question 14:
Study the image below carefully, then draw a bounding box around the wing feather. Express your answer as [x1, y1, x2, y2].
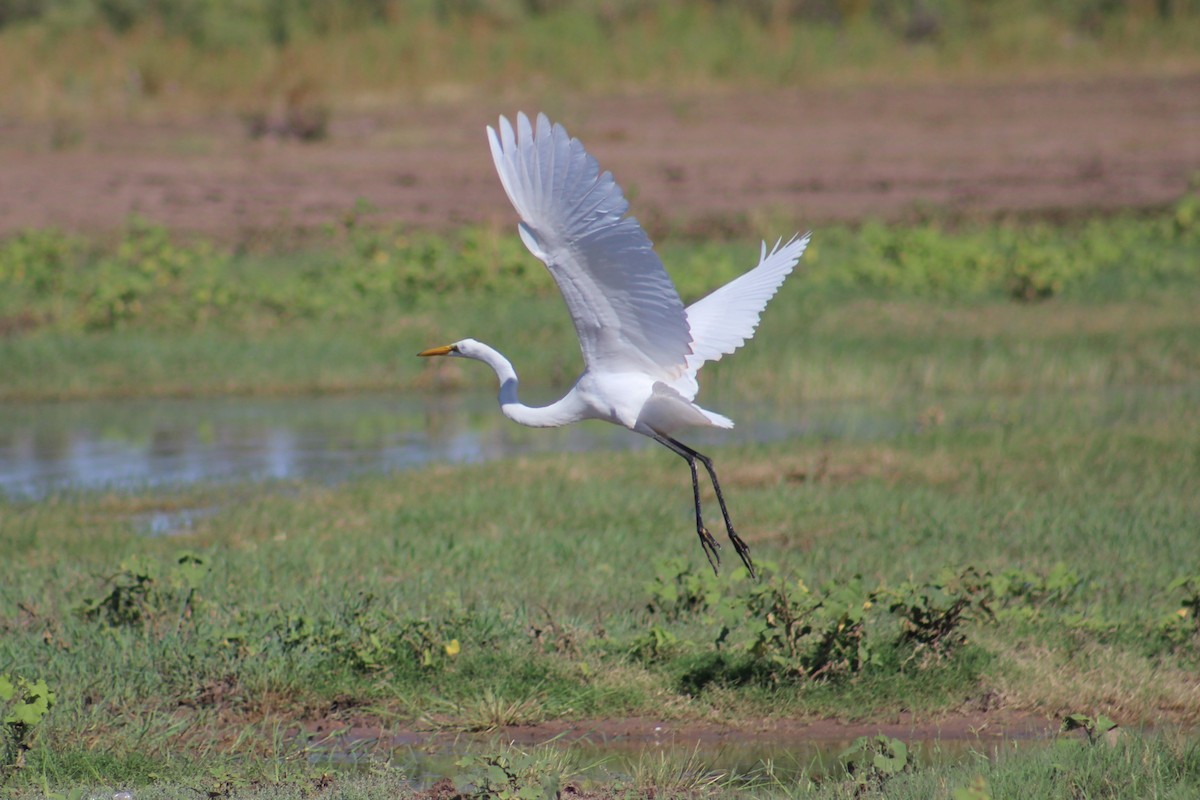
[487, 112, 692, 377]
[672, 233, 811, 399]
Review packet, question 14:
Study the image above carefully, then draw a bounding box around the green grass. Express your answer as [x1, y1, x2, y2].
[3, 203, 1200, 795]
[11, 731, 1200, 798]
[2, 0, 1199, 123]
[3, 358, 1200, 795]
[2, 196, 1198, 401]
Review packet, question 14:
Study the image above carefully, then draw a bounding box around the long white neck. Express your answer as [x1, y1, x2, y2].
[466, 342, 585, 428]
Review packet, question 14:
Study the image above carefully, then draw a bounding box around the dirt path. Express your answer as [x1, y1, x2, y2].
[1, 75, 1197, 238]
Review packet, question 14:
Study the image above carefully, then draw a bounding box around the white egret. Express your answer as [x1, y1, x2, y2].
[420, 112, 810, 577]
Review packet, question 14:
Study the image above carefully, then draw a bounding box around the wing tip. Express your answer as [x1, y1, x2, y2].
[760, 230, 812, 261]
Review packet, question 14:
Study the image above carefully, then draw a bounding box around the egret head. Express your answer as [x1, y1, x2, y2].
[417, 338, 483, 359]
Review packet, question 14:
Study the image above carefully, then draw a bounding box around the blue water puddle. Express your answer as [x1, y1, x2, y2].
[3, 383, 1192, 540]
[0, 389, 912, 501]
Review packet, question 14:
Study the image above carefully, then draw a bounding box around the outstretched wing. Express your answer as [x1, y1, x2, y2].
[488, 112, 692, 378]
[672, 234, 810, 399]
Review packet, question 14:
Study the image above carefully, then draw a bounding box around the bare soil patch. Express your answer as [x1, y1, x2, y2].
[1, 75, 1197, 239]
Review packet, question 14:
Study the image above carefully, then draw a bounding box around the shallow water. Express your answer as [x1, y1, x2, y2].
[0, 389, 912, 500]
[315, 719, 1056, 789]
[5, 382, 1189, 502]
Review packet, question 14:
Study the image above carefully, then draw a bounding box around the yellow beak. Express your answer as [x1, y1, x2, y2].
[418, 344, 456, 357]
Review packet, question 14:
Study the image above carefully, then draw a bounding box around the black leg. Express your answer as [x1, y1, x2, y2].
[686, 444, 756, 580]
[651, 433, 722, 574]
[651, 433, 755, 579]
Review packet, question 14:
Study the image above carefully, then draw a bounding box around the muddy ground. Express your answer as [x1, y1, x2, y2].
[303, 710, 1081, 798]
[312, 710, 1059, 755]
[2, 74, 1197, 239]
[305, 710, 1063, 793]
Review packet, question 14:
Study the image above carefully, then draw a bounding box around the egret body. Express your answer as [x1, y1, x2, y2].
[421, 113, 810, 576]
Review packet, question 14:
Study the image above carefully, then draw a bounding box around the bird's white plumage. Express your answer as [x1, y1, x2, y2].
[671, 234, 811, 400]
[487, 112, 693, 379]
[424, 111, 810, 576]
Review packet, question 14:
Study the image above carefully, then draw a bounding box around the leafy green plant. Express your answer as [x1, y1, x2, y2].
[738, 576, 878, 682]
[644, 556, 732, 619]
[1061, 713, 1118, 745]
[79, 551, 210, 629]
[452, 747, 568, 800]
[990, 564, 1082, 611]
[82, 219, 232, 330]
[885, 566, 994, 660]
[1001, 232, 1082, 301]
[3, 194, 1198, 346]
[1171, 192, 1199, 237]
[651, 563, 1040, 684]
[276, 594, 467, 674]
[627, 624, 682, 664]
[0, 229, 80, 295]
[1155, 574, 1200, 654]
[397, 616, 463, 671]
[1168, 575, 1200, 627]
[840, 735, 915, 792]
[1, 675, 55, 775]
[648, 561, 1148, 688]
[805, 193, 1200, 302]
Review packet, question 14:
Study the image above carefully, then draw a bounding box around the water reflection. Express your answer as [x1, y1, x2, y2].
[5, 383, 1192, 501]
[0, 390, 909, 500]
[319, 719, 1055, 789]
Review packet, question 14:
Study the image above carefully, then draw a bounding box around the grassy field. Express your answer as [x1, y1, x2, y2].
[2, 195, 1198, 401]
[4, 2, 1200, 796]
[3, 199, 1200, 796]
[2, 0, 1199, 123]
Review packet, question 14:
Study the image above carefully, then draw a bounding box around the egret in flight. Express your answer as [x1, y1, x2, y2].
[420, 113, 809, 577]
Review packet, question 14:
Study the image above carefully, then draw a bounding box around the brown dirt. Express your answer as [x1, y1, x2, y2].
[1, 75, 1197, 239]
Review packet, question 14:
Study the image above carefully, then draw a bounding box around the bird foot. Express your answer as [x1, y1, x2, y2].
[697, 525, 722, 576]
[727, 527, 757, 580]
